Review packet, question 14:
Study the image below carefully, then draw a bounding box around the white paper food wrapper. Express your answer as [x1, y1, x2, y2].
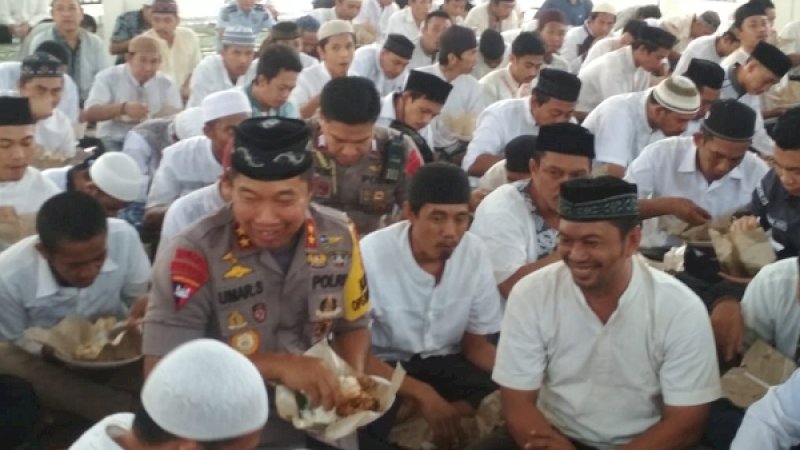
[275, 340, 404, 442]
[23, 315, 141, 362]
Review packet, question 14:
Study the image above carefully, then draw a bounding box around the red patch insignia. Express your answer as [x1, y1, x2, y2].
[405, 148, 422, 176]
[170, 248, 208, 310]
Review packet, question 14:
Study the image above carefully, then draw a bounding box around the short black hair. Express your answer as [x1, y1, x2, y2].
[424, 10, 451, 28]
[132, 407, 240, 449]
[607, 216, 642, 237]
[479, 29, 505, 60]
[750, 0, 775, 10]
[36, 191, 107, 252]
[511, 32, 545, 58]
[438, 25, 478, 65]
[636, 5, 662, 20]
[535, 8, 567, 30]
[296, 15, 320, 33]
[320, 76, 381, 125]
[773, 106, 800, 150]
[256, 44, 303, 82]
[622, 19, 646, 36]
[407, 162, 471, 214]
[721, 29, 739, 43]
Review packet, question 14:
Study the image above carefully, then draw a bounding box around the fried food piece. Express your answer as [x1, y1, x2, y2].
[335, 375, 380, 416]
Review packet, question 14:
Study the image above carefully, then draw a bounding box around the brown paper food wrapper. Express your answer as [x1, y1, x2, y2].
[30, 148, 89, 171]
[676, 215, 732, 245]
[0, 207, 36, 249]
[709, 227, 776, 278]
[442, 113, 478, 141]
[275, 340, 405, 443]
[722, 340, 796, 408]
[23, 316, 141, 363]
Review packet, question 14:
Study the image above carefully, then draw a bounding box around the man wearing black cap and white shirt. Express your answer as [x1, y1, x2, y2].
[464, 67, 581, 178]
[720, 40, 791, 156]
[487, 176, 720, 450]
[362, 163, 503, 448]
[583, 75, 701, 179]
[348, 33, 414, 96]
[309, 76, 421, 236]
[144, 116, 373, 449]
[625, 99, 769, 248]
[576, 25, 677, 119]
[721, 2, 770, 69]
[471, 123, 594, 298]
[681, 58, 725, 135]
[417, 25, 486, 162]
[378, 69, 453, 163]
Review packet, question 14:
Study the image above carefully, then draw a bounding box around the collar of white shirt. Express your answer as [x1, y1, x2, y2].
[523, 97, 537, 127]
[677, 142, 744, 180]
[35, 250, 118, 298]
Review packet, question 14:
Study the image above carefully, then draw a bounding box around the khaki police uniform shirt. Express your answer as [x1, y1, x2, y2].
[308, 122, 422, 236]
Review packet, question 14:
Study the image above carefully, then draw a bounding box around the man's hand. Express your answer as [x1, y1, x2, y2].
[128, 296, 148, 326]
[277, 355, 343, 411]
[123, 102, 149, 121]
[417, 387, 462, 447]
[710, 299, 745, 363]
[669, 198, 711, 226]
[524, 428, 577, 450]
[730, 215, 760, 232]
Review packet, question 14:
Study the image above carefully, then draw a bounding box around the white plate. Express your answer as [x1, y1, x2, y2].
[54, 351, 143, 369]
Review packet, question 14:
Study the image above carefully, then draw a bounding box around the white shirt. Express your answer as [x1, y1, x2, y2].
[85, 64, 182, 143]
[470, 181, 559, 283]
[720, 63, 774, 156]
[659, 14, 694, 53]
[309, 7, 343, 26]
[142, 27, 202, 88]
[377, 92, 435, 150]
[583, 35, 623, 68]
[464, 3, 520, 35]
[159, 181, 226, 249]
[561, 22, 591, 73]
[416, 64, 486, 148]
[35, 108, 76, 158]
[146, 136, 222, 208]
[721, 47, 750, 69]
[288, 63, 332, 111]
[0, 219, 150, 342]
[624, 136, 769, 247]
[477, 159, 514, 192]
[187, 54, 248, 108]
[41, 166, 69, 191]
[408, 37, 438, 70]
[348, 44, 408, 96]
[355, 0, 399, 40]
[493, 258, 721, 449]
[0, 62, 80, 124]
[778, 21, 800, 54]
[674, 35, 721, 75]
[0, 167, 59, 216]
[577, 46, 651, 113]
[0, 0, 49, 26]
[741, 257, 800, 360]
[385, 7, 423, 42]
[69, 412, 134, 450]
[479, 65, 524, 105]
[361, 221, 503, 361]
[583, 89, 668, 169]
[731, 364, 800, 449]
[463, 96, 537, 172]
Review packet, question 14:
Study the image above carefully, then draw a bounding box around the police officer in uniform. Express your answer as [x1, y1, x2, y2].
[217, 0, 275, 42]
[379, 69, 453, 163]
[310, 76, 422, 236]
[143, 116, 372, 449]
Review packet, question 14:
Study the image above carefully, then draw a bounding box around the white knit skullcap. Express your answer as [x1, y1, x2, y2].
[591, 2, 616, 15]
[89, 152, 145, 202]
[141, 339, 269, 441]
[174, 107, 204, 140]
[318, 19, 355, 42]
[201, 89, 251, 124]
[652, 75, 701, 115]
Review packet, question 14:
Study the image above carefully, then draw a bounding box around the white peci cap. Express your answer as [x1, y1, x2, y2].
[317, 19, 355, 42]
[201, 89, 252, 124]
[591, 2, 616, 15]
[141, 339, 269, 441]
[173, 107, 205, 140]
[89, 152, 145, 203]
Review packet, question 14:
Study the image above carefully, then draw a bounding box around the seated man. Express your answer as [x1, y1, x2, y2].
[583, 18, 645, 68]
[626, 99, 768, 247]
[363, 163, 503, 448]
[244, 21, 319, 74]
[464, 0, 519, 36]
[583, 75, 701, 178]
[720, 40, 790, 156]
[576, 25, 676, 119]
[471, 29, 508, 80]
[17, 52, 76, 158]
[561, 2, 616, 73]
[470, 123, 593, 298]
[242, 44, 303, 118]
[377, 69, 453, 163]
[491, 176, 720, 450]
[675, 29, 740, 75]
[474, 134, 536, 203]
[353, 0, 398, 41]
[464, 67, 581, 178]
[660, 11, 720, 60]
[480, 31, 545, 105]
[732, 365, 800, 449]
[0, 191, 150, 421]
[408, 11, 452, 70]
[309, 76, 420, 235]
[348, 33, 414, 96]
[721, 2, 770, 68]
[144, 90, 250, 234]
[681, 58, 724, 135]
[187, 26, 256, 108]
[298, 14, 321, 59]
[71, 339, 268, 450]
[385, 0, 427, 42]
[417, 25, 486, 162]
[310, 0, 362, 25]
[216, 0, 274, 40]
[83, 35, 182, 152]
[109, 1, 152, 63]
[533, 8, 571, 72]
[290, 19, 356, 119]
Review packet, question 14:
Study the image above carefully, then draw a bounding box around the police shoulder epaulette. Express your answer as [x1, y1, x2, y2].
[254, 4, 265, 11]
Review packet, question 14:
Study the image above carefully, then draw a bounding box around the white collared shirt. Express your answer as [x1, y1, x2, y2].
[385, 7, 423, 42]
[493, 258, 721, 448]
[146, 136, 222, 208]
[779, 21, 800, 54]
[583, 35, 623, 68]
[85, 64, 182, 143]
[561, 22, 591, 73]
[361, 221, 503, 361]
[721, 47, 750, 69]
[288, 63, 333, 111]
[577, 46, 652, 113]
[624, 136, 769, 247]
[464, 3, 520, 36]
[142, 27, 202, 87]
[416, 64, 486, 148]
[583, 89, 668, 169]
[720, 64, 774, 156]
[187, 54, 249, 108]
[348, 44, 408, 96]
[355, 0, 399, 40]
[408, 37, 438, 70]
[477, 159, 515, 192]
[732, 367, 800, 449]
[35, 108, 76, 158]
[0, 166, 59, 216]
[309, 7, 341, 26]
[376, 92, 435, 150]
[0, 61, 80, 124]
[659, 14, 694, 53]
[463, 96, 537, 172]
[0, 219, 151, 342]
[470, 180, 558, 283]
[159, 181, 226, 249]
[479, 65, 523, 105]
[674, 35, 721, 75]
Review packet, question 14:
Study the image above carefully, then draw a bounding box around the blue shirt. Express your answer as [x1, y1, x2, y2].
[536, 0, 593, 26]
[217, 2, 274, 34]
[243, 83, 299, 119]
[732, 369, 800, 449]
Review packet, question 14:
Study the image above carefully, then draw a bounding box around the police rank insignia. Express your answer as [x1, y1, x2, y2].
[230, 330, 260, 356]
[222, 252, 253, 279]
[306, 252, 328, 268]
[227, 310, 248, 330]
